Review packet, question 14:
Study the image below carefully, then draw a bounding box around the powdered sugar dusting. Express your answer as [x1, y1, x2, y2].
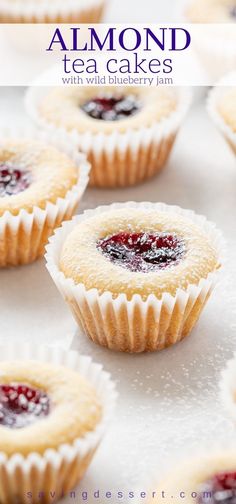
[1, 89, 236, 502]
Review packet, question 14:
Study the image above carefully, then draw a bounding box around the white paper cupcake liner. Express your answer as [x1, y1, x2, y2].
[207, 73, 236, 155]
[0, 343, 116, 503]
[0, 0, 106, 23]
[45, 201, 224, 353]
[25, 86, 192, 188]
[220, 353, 236, 423]
[0, 127, 90, 267]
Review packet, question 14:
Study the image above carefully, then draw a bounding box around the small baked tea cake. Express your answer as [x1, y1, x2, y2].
[220, 353, 236, 424]
[208, 85, 236, 155]
[0, 360, 101, 455]
[0, 137, 89, 267]
[0, 0, 106, 23]
[28, 86, 191, 188]
[0, 346, 116, 504]
[184, 1, 236, 80]
[186, 0, 236, 22]
[217, 87, 236, 132]
[157, 451, 236, 503]
[46, 202, 223, 353]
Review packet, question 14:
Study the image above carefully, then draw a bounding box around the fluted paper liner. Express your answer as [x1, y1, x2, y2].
[45, 202, 224, 353]
[0, 0, 106, 23]
[0, 343, 116, 503]
[208, 74, 236, 156]
[0, 128, 90, 267]
[25, 87, 192, 188]
[220, 354, 236, 423]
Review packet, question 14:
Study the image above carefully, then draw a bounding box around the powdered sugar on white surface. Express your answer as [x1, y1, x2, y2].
[0, 85, 236, 501]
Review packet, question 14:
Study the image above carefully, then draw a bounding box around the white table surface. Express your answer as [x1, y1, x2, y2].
[1, 86, 236, 502]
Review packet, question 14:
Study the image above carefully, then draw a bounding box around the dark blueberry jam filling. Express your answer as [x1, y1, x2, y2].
[97, 232, 185, 273]
[199, 472, 236, 504]
[81, 95, 140, 121]
[0, 384, 50, 429]
[0, 164, 31, 197]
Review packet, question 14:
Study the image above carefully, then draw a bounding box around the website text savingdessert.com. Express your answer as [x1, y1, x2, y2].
[25, 489, 215, 501]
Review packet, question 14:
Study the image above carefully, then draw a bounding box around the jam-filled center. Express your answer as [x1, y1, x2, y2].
[199, 471, 236, 503]
[0, 164, 31, 197]
[81, 95, 140, 121]
[97, 232, 185, 272]
[0, 384, 50, 429]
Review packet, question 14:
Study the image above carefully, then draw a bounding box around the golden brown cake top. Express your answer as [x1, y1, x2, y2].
[59, 207, 220, 300]
[157, 451, 236, 504]
[39, 86, 177, 135]
[0, 360, 102, 456]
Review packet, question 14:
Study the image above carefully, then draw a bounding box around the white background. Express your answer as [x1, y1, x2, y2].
[106, 0, 179, 23]
[1, 1, 236, 503]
